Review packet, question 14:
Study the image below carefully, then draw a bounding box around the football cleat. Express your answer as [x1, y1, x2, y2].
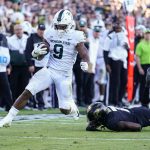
[69, 106, 80, 120]
[0, 116, 13, 128]
[72, 109, 80, 120]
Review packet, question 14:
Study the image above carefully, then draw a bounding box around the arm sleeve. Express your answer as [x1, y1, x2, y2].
[25, 35, 34, 66]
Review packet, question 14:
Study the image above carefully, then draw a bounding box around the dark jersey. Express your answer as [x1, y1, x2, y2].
[103, 106, 150, 131]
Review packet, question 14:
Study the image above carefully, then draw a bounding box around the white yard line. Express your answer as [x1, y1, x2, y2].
[13, 122, 82, 125]
[0, 136, 149, 141]
[0, 114, 84, 122]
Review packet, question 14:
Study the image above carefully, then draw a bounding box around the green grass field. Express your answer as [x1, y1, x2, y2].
[0, 109, 150, 150]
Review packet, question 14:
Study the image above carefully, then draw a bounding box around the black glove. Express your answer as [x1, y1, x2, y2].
[86, 125, 99, 131]
[86, 121, 100, 131]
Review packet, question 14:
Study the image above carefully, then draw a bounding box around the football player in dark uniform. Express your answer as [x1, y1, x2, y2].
[86, 102, 150, 132]
[86, 67, 150, 132]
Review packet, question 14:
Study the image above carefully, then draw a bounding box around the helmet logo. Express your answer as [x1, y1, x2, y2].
[57, 10, 65, 22]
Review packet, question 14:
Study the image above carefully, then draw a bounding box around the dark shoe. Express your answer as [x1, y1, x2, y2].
[142, 104, 149, 108]
[38, 106, 44, 111]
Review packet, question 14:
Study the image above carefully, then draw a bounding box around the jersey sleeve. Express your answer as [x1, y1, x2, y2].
[75, 31, 86, 44]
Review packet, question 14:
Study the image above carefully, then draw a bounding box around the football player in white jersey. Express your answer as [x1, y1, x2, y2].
[0, 9, 89, 128]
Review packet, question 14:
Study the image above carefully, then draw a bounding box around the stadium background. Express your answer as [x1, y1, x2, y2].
[0, 0, 150, 108]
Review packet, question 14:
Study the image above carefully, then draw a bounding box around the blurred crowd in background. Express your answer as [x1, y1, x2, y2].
[0, 0, 149, 35]
[0, 0, 150, 111]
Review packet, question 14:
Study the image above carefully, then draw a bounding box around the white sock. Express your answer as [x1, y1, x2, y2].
[7, 106, 19, 119]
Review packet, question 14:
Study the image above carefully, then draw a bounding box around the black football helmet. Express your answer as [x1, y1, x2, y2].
[87, 102, 106, 122]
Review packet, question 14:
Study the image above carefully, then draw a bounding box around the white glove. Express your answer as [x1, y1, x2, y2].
[80, 62, 88, 72]
[32, 43, 48, 58]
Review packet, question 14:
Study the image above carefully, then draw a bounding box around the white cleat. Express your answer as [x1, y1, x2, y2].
[0, 116, 12, 128]
[72, 110, 80, 120]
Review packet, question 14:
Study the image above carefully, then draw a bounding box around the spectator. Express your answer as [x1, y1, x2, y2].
[133, 25, 145, 103]
[95, 29, 107, 103]
[7, 24, 29, 101]
[83, 24, 101, 105]
[136, 29, 150, 107]
[103, 22, 129, 106]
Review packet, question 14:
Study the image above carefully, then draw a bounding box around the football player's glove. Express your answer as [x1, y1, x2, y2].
[80, 62, 88, 72]
[32, 42, 48, 58]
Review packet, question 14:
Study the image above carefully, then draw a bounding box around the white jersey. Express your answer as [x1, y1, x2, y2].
[44, 29, 86, 72]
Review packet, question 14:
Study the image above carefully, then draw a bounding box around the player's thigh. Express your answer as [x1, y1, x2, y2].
[55, 76, 74, 109]
[26, 67, 52, 95]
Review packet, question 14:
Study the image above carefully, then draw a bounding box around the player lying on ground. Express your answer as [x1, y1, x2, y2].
[0, 9, 89, 128]
[86, 102, 150, 132]
[86, 67, 150, 132]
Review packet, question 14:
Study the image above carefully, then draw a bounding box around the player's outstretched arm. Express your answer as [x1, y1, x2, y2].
[76, 42, 89, 62]
[117, 121, 142, 132]
[76, 42, 89, 72]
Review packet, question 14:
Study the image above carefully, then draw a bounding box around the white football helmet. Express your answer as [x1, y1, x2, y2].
[91, 19, 105, 30]
[52, 9, 74, 35]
